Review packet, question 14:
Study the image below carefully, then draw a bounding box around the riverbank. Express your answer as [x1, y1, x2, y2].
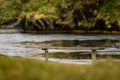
[0, 27, 120, 34]
[22, 30, 120, 34]
[0, 54, 120, 80]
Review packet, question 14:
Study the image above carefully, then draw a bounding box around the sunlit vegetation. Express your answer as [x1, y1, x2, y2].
[0, 0, 120, 32]
[0, 54, 120, 80]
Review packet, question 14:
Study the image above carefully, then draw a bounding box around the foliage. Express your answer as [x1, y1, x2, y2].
[0, 0, 120, 29]
[98, 0, 120, 26]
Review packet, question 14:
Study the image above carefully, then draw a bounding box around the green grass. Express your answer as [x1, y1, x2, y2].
[0, 54, 120, 80]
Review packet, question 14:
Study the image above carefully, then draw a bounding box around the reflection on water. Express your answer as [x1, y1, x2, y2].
[0, 29, 120, 64]
[47, 52, 120, 59]
[44, 39, 120, 47]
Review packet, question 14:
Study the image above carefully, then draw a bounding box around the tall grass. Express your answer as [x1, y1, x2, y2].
[0, 54, 120, 80]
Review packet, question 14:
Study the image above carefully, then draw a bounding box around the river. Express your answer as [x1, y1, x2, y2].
[0, 29, 120, 64]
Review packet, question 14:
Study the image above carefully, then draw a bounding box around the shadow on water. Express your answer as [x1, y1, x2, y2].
[42, 39, 120, 47]
[39, 39, 120, 60]
[39, 51, 120, 60]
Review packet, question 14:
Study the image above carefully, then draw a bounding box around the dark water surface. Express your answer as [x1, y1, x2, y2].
[0, 29, 120, 64]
